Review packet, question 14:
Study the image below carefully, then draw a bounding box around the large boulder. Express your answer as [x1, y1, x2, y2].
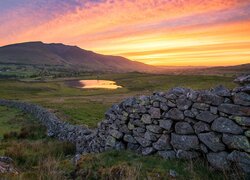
[175, 122, 194, 134]
[166, 108, 184, 120]
[198, 132, 225, 152]
[196, 111, 218, 123]
[211, 117, 243, 134]
[207, 152, 230, 170]
[222, 134, 250, 153]
[218, 104, 250, 116]
[171, 133, 199, 151]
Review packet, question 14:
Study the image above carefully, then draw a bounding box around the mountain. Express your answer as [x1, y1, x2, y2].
[0, 41, 156, 73]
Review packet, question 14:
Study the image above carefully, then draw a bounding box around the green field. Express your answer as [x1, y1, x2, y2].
[0, 73, 238, 179]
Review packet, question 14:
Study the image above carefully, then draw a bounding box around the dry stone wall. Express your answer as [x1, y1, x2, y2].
[0, 75, 250, 173]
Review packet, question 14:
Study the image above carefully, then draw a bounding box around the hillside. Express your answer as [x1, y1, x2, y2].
[0, 41, 156, 73]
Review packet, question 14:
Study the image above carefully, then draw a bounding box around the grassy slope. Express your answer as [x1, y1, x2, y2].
[0, 73, 237, 179]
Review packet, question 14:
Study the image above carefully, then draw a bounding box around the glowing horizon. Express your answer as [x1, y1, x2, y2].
[0, 0, 250, 66]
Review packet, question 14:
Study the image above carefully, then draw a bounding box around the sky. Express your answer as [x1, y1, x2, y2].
[0, 0, 250, 66]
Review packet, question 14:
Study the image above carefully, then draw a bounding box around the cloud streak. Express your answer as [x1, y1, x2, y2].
[0, 0, 250, 66]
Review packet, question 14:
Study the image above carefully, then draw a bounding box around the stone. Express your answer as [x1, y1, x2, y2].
[207, 152, 230, 170]
[140, 114, 152, 124]
[187, 89, 198, 101]
[212, 85, 231, 97]
[142, 147, 155, 155]
[227, 150, 250, 165]
[128, 122, 135, 130]
[159, 120, 173, 131]
[200, 143, 208, 153]
[123, 134, 137, 143]
[169, 87, 188, 96]
[167, 108, 184, 120]
[144, 131, 159, 142]
[230, 115, 250, 126]
[160, 102, 169, 111]
[169, 169, 178, 177]
[198, 132, 225, 152]
[127, 143, 140, 151]
[222, 134, 250, 153]
[176, 96, 192, 110]
[153, 101, 160, 108]
[149, 107, 161, 119]
[192, 103, 210, 111]
[166, 100, 176, 107]
[196, 111, 218, 123]
[233, 92, 250, 106]
[193, 121, 210, 134]
[176, 150, 200, 159]
[211, 117, 243, 134]
[210, 106, 218, 114]
[171, 133, 199, 150]
[184, 118, 197, 125]
[152, 135, 171, 150]
[197, 91, 224, 106]
[233, 85, 250, 94]
[134, 136, 152, 147]
[184, 110, 195, 118]
[175, 122, 194, 134]
[106, 136, 116, 147]
[146, 125, 163, 134]
[245, 130, 250, 138]
[109, 129, 123, 139]
[158, 150, 176, 159]
[234, 75, 250, 85]
[218, 103, 250, 116]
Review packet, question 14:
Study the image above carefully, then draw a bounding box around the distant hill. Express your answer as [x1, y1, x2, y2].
[0, 41, 156, 73]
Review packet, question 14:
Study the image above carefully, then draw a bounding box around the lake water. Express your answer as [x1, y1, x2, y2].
[67, 80, 122, 89]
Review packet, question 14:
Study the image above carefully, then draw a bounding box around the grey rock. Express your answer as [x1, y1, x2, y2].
[127, 143, 139, 151]
[106, 136, 116, 147]
[171, 133, 199, 150]
[175, 122, 194, 134]
[149, 107, 161, 119]
[218, 103, 250, 116]
[187, 89, 198, 101]
[184, 110, 195, 118]
[144, 130, 159, 142]
[134, 136, 152, 147]
[211, 117, 243, 134]
[123, 134, 137, 143]
[141, 114, 152, 124]
[234, 75, 250, 85]
[212, 85, 231, 97]
[176, 150, 200, 159]
[245, 130, 250, 138]
[176, 96, 192, 110]
[196, 111, 218, 123]
[160, 102, 169, 111]
[200, 144, 208, 153]
[128, 122, 135, 130]
[193, 121, 210, 134]
[227, 150, 250, 165]
[153, 101, 160, 108]
[142, 147, 155, 155]
[230, 115, 250, 126]
[233, 92, 250, 106]
[222, 134, 250, 153]
[146, 125, 163, 134]
[167, 108, 184, 120]
[166, 100, 176, 107]
[158, 150, 176, 159]
[169, 169, 178, 177]
[198, 132, 225, 152]
[197, 91, 224, 106]
[184, 118, 197, 125]
[153, 135, 171, 150]
[159, 120, 173, 131]
[193, 103, 210, 111]
[109, 129, 123, 139]
[210, 106, 218, 114]
[207, 152, 230, 170]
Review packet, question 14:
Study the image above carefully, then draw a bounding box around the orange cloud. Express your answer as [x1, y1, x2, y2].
[0, 0, 250, 66]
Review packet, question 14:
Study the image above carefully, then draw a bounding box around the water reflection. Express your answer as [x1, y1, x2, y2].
[77, 80, 122, 89]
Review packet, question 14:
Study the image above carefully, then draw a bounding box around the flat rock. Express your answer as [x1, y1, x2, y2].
[175, 122, 194, 134]
[153, 134, 171, 150]
[146, 125, 163, 134]
[193, 121, 210, 134]
[167, 108, 184, 120]
[109, 129, 123, 139]
[159, 120, 173, 131]
[171, 133, 199, 151]
[212, 85, 231, 97]
[230, 115, 250, 126]
[222, 134, 250, 153]
[176, 96, 192, 110]
[207, 152, 230, 170]
[218, 103, 250, 116]
[158, 150, 176, 159]
[197, 91, 224, 106]
[196, 111, 218, 123]
[141, 114, 152, 124]
[233, 92, 250, 106]
[134, 136, 152, 147]
[192, 103, 210, 111]
[211, 117, 243, 134]
[149, 107, 161, 119]
[198, 132, 225, 152]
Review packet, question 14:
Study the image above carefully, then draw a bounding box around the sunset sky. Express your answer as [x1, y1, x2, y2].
[0, 0, 250, 66]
